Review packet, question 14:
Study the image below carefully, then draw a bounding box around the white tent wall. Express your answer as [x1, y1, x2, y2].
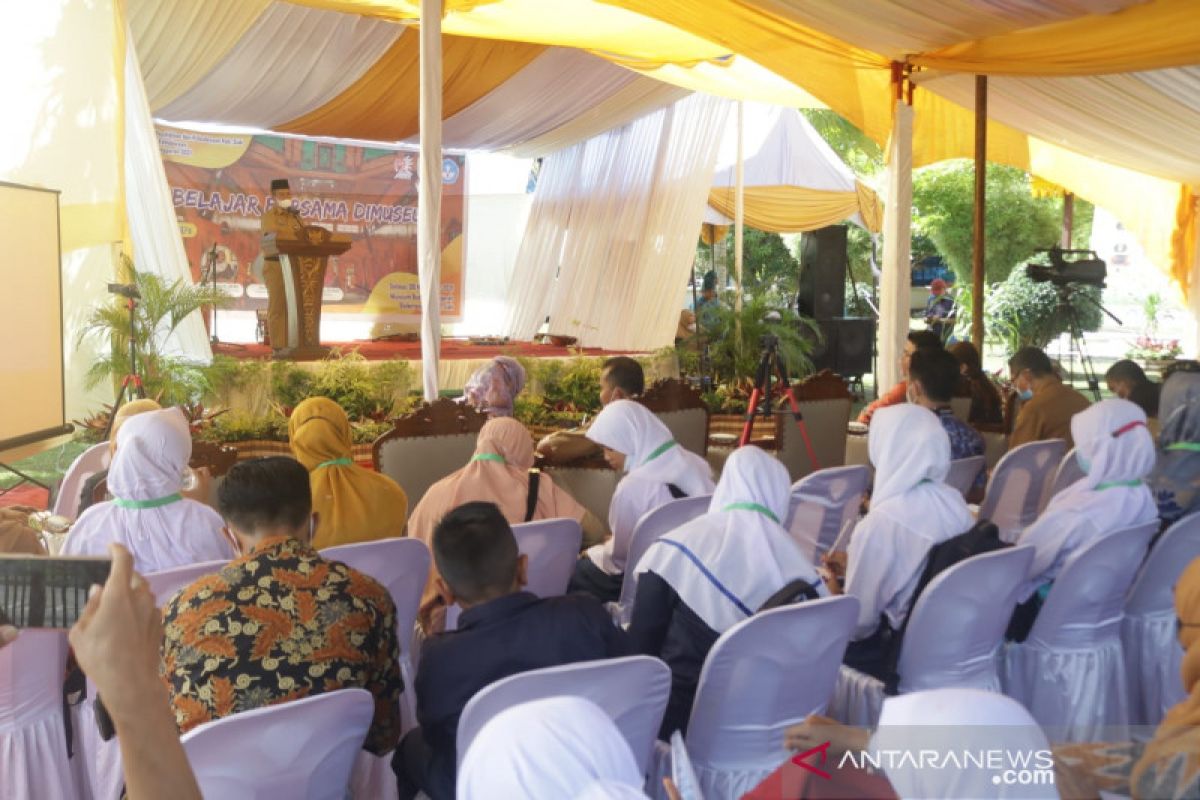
[0, 0, 125, 422]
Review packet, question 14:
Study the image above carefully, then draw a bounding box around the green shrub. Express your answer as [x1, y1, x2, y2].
[955, 268, 1103, 352]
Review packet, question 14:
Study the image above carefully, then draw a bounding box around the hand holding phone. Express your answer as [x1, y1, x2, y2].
[0, 555, 112, 629]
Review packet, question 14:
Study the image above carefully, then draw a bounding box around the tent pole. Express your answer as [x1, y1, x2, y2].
[734, 100, 745, 318]
[418, 0, 443, 401]
[971, 74, 987, 351]
[1061, 191, 1074, 247]
[878, 68, 913, 394]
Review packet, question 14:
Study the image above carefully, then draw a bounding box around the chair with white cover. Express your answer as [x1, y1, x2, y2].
[1123, 512, 1200, 725]
[372, 399, 487, 511]
[978, 439, 1066, 542]
[0, 631, 76, 800]
[511, 517, 583, 598]
[613, 495, 711, 624]
[1002, 521, 1157, 742]
[181, 688, 374, 800]
[455, 656, 671, 777]
[774, 370, 854, 482]
[785, 465, 870, 560]
[145, 559, 228, 606]
[670, 597, 859, 799]
[830, 546, 1035, 727]
[52, 441, 109, 520]
[944, 455, 987, 500]
[1039, 447, 1086, 513]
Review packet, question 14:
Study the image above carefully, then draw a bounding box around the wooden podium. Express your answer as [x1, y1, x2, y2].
[262, 227, 351, 360]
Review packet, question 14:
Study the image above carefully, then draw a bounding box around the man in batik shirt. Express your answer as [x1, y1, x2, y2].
[161, 456, 402, 754]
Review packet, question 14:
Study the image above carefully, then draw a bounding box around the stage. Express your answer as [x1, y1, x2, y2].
[211, 338, 670, 392]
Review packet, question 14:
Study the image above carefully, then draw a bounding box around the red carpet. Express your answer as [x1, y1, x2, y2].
[0, 484, 49, 511]
[213, 338, 630, 362]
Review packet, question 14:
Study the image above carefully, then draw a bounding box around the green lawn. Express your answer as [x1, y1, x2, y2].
[0, 440, 91, 491]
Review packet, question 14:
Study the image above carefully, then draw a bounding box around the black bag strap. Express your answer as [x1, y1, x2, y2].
[756, 578, 820, 612]
[666, 483, 688, 499]
[524, 469, 541, 522]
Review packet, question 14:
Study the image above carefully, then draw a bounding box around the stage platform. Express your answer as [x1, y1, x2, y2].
[212, 338, 667, 392]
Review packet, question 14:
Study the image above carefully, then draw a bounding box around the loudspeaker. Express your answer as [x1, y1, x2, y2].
[797, 225, 848, 320]
[808, 317, 874, 379]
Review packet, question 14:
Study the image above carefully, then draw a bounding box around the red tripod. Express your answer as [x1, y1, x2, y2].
[101, 292, 147, 441]
[738, 334, 821, 473]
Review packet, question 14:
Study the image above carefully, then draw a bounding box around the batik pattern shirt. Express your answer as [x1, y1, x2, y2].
[161, 535, 402, 754]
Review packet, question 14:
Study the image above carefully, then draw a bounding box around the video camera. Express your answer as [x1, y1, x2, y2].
[106, 283, 141, 300]
[1025, 246, 1107, 288]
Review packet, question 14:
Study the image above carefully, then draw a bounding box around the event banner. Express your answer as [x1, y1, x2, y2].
[157, 124, 466, 326]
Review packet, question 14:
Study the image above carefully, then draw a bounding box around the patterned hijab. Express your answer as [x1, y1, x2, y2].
[463, 357, 526, 417]
[1148, 370, 1200, 524]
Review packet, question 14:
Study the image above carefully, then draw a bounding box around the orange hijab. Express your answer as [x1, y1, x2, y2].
[407, 418, 586, 544]
[289, 397, 408, 548]
[1131, 556, 1200, 798]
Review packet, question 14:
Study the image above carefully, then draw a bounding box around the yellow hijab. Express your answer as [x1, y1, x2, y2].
[1132, 556, 1200, 798]
[288, 397, 408, 549]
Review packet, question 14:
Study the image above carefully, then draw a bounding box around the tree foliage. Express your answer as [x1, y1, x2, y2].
[953, 268, 1103, 353]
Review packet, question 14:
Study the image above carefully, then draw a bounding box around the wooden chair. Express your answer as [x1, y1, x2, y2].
[372, 398, 488, 510]
[637, 378, 710, 458]
[774, 370, 853, 482]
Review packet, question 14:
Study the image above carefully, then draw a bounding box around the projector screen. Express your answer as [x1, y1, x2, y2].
[0, 182, 70, 451]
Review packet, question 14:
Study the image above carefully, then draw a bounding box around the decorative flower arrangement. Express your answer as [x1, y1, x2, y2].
[1126, 336, 1182, 362]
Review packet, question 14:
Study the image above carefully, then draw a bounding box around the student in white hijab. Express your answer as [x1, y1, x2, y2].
[62, 408, 235, 573]
[629, 445, 824, 738]
[832, 405, 974, 676]
[456, 697, 646, 800]
[1015, 398, 1157, 604]
[570, 399, 715, 602]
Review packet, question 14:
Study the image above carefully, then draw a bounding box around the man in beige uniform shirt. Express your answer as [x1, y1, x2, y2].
[260, 178, 307, 354]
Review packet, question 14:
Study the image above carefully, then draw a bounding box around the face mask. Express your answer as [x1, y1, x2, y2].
[278, 198, 293, 209]
[1076, 452, 1091, 475]
[1017, 388, 1034, 402]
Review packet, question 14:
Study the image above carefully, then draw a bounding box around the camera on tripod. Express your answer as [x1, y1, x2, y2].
[106, 282, 141, 300]
[1025, 246, 1107, 288]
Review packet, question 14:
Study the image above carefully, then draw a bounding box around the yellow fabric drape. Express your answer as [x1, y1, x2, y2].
[700, 223, 728, 246]
[1173, 187, 1199, 299]
[128, 0, 270, 110]
[913, 0, 1200, 76]
[288, 397, 409, 549]
[707, 184, 882, 235]
[278, 32, 544, 141]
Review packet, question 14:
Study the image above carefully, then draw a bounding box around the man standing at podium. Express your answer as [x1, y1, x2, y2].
[261, 178, 306, 353]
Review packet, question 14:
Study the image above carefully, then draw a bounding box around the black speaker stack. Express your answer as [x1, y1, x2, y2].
[797, 226, 874, 380]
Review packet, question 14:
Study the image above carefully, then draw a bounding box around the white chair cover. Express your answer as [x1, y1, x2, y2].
[0, 631, 75, 800]
[73, 689, 123, 800]
[1002, 521, 1157, 742]
[1038, 447, 1086, 513]
[613, 495, 711, 624]
[675, 597, 859, 799]
[181, 688, 374, 800]
[511, 517, 583, 598]
[774, 400, 851, 482]
[944, 455, 987, 499]
[830, 547, 1035, 727]
[978, 439, 1066, 542]
[455, 655, 670, 776]
[1123, 511, 1200, 725]
[145, 559, 228, 606]
[785, 465, 870, 561]
[52, 441, 109, 520]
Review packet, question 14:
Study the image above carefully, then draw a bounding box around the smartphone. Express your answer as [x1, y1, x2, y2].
[0, 555, 111, 629]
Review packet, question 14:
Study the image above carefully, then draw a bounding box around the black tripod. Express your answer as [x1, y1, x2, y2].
[101, 285, 146, 441]
[1057, 283, 1122, 402]
[739, 334, 820, 473]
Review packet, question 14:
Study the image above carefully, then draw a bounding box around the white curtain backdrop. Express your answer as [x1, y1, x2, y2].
[156, 3, 400, 126]
[125, 33, 212, 364]
[505, 93, 730, 351]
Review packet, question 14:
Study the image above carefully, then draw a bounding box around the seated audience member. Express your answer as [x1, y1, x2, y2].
[948, 340, 1004, 425]
[1008, 346, 1091, 449]
[1148, 365, 1200, 525]
[569, 399, 715, 603]
[288, 396, 408, 548]
[1012, 399, 1156, 626]
[160, 457, 402, 752]
[456, 698, 645, 800]
[63, 408, 235, 573]
[628, 445, 825, 738]
[408, 417, 604, 548]
[537, 356, 645, 465]
[908, 348, 985, 462]
[0, 507, 47, 554]
[826, 405, 974, 678]
[1106, 359, 1161, 421]
[462, 356, 526, 418]
[395, 502, 631, 800]
[77, 398, 162, 515]
[857, 331, 943, 424]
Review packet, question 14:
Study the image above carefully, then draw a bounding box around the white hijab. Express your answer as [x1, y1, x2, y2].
[62, 408, 234, 573]
[872, 688, 1056, 800]
[635, 445, 823, 632]
[585, 400, 715, 573]
[1018, 398, 1157, 597]
[845, 405, 975, 637]
[457, 697, 645, 800]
